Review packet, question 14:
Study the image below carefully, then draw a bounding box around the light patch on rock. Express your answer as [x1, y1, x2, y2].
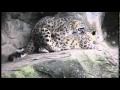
[112, 41, 116, 44]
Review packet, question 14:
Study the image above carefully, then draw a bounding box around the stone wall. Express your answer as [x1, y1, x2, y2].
[2, 18, 32, 63]
[1, 12, 58, 63]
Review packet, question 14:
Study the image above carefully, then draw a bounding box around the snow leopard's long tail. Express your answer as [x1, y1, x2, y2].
[8, 40, 35, 61]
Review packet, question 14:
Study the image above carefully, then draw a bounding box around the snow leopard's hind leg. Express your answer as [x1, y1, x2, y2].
[39, 28, 62, 52]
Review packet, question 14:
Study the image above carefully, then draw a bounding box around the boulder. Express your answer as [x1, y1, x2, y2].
[1, 49, 118, 78]
[1, 18, 32, 63]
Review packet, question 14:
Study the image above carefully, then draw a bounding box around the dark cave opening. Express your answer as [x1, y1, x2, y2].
[102, 12, 118, 46]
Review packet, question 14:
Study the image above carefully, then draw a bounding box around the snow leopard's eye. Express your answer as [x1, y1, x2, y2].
[77, 28, 85, 34]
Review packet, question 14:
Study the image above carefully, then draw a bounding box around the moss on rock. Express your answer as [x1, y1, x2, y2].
[2, 65, 38, 78]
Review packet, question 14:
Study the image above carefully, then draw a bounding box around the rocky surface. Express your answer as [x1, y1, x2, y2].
[34, 60, 87, 78]
[2, 49, 118, 78]
[2, 18, 32, 63]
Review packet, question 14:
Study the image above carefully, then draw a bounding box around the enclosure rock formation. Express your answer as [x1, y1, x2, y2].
[1, 12, 119, 78]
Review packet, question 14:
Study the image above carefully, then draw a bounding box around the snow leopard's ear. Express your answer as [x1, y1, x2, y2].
[91, 30, 96, 35]
[86, 31, 97, 41]
[91, 30, 100, 40]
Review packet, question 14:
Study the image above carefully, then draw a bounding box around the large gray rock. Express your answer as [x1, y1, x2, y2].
[1, 18, 32, 63]
[34, 60, 87, 78]
[2, 12, 58, 25]
[1, 49, 118, 78]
